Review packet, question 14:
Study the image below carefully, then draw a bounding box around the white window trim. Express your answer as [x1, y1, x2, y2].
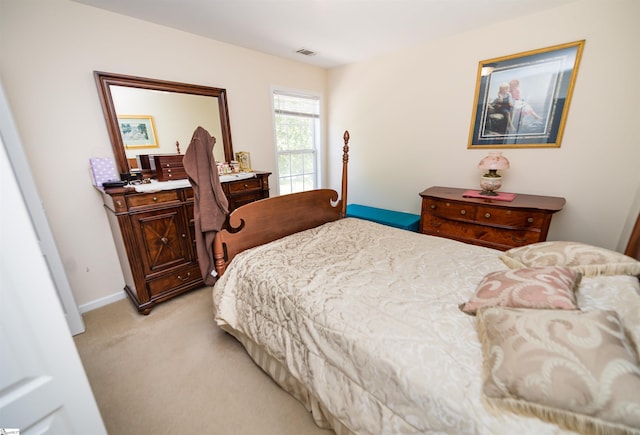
[271, 86, 323, 196]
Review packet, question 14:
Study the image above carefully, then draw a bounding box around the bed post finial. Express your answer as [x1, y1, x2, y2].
[341, 130, 350, 218]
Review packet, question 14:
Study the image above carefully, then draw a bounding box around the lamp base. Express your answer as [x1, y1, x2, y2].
[479, 190, 499, 196]
[479, 174, 503, 196]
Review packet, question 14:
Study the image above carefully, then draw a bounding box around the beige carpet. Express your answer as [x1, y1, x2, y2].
[74, 287, 332, 435]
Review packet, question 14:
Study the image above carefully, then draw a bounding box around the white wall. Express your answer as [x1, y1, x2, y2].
[0, 0, 326, 307]
[327, 0, 640, 252]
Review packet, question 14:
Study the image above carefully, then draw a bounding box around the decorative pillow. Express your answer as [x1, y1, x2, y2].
[477, 307, 640, 435]
[500, 241, 640, 277]
[459, 266, 580, 315]
[578, 275, 640, 348]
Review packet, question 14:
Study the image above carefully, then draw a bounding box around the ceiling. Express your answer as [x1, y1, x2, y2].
[73, 0, 573, 69]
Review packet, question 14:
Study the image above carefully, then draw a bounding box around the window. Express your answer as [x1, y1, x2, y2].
[273, 91, 320, 195]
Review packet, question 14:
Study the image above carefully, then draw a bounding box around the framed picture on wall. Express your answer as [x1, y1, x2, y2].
[117, 115, 159, 149]
[468, 40, 585, 149]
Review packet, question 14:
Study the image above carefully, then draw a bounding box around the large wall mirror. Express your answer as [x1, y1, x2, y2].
[94, 71, 234, 174]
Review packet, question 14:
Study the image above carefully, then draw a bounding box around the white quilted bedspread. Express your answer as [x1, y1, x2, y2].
[213, 218, 640, 434]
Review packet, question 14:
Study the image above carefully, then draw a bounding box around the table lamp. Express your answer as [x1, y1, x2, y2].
[478, 151, 510, 196]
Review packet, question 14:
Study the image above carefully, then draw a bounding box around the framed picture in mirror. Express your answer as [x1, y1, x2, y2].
[117, 115, 159, 149]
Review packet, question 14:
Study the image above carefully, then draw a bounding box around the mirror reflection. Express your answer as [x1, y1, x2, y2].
[94, 71, 234, 175]
[110, 86, 225, 168]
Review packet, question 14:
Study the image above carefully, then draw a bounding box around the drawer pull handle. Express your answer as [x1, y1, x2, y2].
[181, 233, 186, 238]
[430, 204, 436, 209]
[177, 272, 191, 281]
[160, 237, 169, 245]
[527, 217, 534, 223]
[484, 212, 491, 219]
[512, 236, 527, 244]
[244, 183, 249, 188]
[460, 210, 466, 215]
[153, 196, 158, 201]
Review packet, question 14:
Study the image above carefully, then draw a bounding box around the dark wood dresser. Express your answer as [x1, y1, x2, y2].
[419, 186, 565, 251]
[100, 172, 270, 314]
[221, 171, 271, 210]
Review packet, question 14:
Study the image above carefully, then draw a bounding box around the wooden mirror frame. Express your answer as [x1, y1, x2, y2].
[94, 71, 234, 174]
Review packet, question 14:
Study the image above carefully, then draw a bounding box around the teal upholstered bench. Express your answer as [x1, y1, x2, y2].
[346, 204, 420, 232]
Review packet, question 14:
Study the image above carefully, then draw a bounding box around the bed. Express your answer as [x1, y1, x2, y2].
[212, 132, 640, 434]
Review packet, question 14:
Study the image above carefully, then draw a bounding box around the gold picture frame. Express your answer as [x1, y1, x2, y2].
[235, 151, 251, 171]
[468, 40, 585, 149]
[117, 115, 159, 149]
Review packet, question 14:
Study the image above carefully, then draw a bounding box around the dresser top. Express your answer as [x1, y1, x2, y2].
[420, 186, 566, 212]
[99, 171, 271, 195]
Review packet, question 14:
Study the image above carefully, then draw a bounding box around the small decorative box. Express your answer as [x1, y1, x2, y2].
[89, 157, 119, 187]
[153, 155, 187, 181]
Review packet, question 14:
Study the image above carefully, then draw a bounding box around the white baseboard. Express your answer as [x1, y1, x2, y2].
[79, 290, 127, 313]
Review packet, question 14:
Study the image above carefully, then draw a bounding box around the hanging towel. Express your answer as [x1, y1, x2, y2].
[183, 126, 229, 285]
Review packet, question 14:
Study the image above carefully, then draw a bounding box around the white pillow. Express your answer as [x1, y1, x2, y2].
[500, 241, 640, 277]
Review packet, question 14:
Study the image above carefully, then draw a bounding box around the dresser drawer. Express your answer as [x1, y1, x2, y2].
[475, 205, 546, 229]
[229, 191, 266, 209]
[464, 221, 542, 248]
[424, 216, 542, 248]
[425, 198, 476, 221]
[422, 214, 468, 239]
[147, 264, 201, 297]
[183, 187, 194, 201]
[226, 178, 263, 194]
[127, 190, 181, 208]
[156, 169, 188, 181]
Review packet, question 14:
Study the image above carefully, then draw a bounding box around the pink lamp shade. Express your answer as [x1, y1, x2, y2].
[478, 151, 510, 170]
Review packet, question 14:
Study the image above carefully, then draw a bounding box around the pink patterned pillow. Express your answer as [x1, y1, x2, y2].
[460, 266, 580, 315]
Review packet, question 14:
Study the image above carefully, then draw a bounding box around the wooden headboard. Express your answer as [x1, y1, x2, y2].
[625, 212, 640, 261]
[213, 131, 350, 276]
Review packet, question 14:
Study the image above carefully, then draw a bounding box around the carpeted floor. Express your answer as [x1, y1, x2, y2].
[73, 287, 331, 435]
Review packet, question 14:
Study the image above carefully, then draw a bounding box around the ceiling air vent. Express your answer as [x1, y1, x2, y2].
[296, 48, 316, 56]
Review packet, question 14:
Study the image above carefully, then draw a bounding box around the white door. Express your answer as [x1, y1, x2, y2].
[0, 83, 85, 335]
[0, 111, 106, 434]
